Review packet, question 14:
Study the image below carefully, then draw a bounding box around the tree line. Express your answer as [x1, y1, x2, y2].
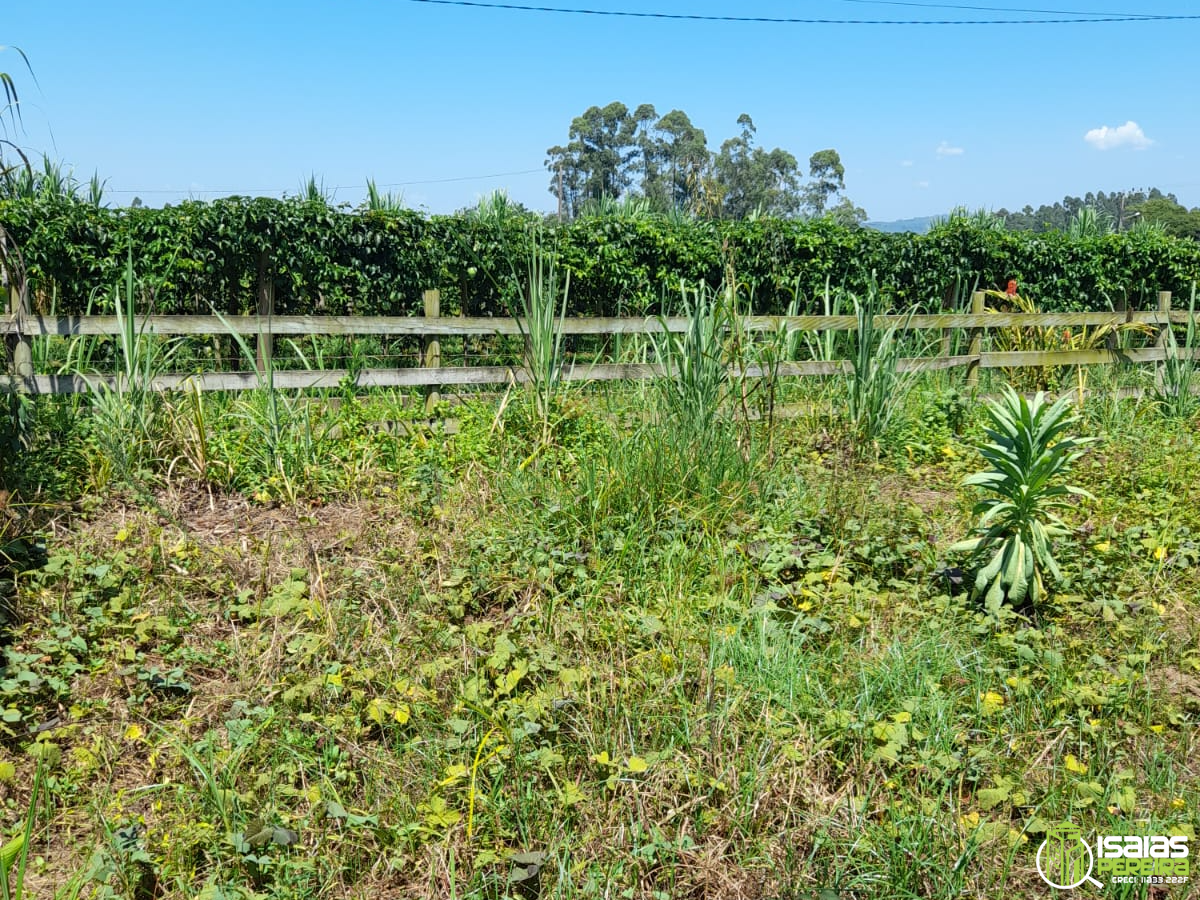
[545, 102, 866, 224]
[998, 188, 1200, 240]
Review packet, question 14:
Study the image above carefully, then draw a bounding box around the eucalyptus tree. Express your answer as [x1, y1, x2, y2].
[638, 109, 709, 213]
[546, 101, 649, 218]
[712, 114, 803, 219]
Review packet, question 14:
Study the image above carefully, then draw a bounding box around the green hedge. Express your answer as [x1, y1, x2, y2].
[3, 195, 1197, 317]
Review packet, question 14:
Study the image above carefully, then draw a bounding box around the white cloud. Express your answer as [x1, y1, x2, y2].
[916, 180, 930, 189]
[1084, 120, 1153, 150]
[936, 141, 964, 157]
[900, 159, 914, 167]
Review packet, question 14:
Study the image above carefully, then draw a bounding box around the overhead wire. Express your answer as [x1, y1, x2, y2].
[403, 0, 1200, 24]
[828, 0, 1169, 18]
[100, 168, 546, 196]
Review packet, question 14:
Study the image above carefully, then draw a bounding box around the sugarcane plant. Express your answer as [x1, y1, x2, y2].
[950, 386, 1095, 614]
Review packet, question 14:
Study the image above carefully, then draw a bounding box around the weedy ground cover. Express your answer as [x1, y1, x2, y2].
[0, 310, 1197, 898]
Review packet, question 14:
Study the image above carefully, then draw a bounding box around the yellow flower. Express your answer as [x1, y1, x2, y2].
[980, 691, 1005, 715]
[1171, 798, 1186, 810]
[1094, 541, 1111, 553]
[1153, 546, 1168, 562]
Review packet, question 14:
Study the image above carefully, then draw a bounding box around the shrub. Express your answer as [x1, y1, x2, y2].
[950, 387, 1095, 613]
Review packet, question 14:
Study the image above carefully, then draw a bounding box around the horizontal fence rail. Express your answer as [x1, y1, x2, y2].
[2, 310, 1194, 339]
[4, 288, 1197, 395]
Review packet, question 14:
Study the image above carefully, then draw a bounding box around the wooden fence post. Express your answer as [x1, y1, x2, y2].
[6, 283, 33, 392]
[966, 290, 985, 389]
[1155, 291, 1173, 349]
[940, 285, 955, 359]
[1154, 290, 1172, 393]
[423, 289, 441, 413]
[255, 252, 274, 375]
[1106, 294, 1128, 351]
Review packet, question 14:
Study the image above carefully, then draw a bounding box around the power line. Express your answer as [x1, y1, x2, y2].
[829, 0, 1168, 18]
[101, 168, 546, 196]
[404, 0, 1200, 24]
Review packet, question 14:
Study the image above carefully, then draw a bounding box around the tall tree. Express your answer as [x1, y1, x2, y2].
[998, 187, 1189, 234]
[826, 196, 868, 227]
[638, 109, 709, 213]
[712, 114, 802, 219]
[803, 149, 845, 216]
[547, 104, 860, 222]
[546, 101, 644, 218]
[1130, 195, 1200, 241]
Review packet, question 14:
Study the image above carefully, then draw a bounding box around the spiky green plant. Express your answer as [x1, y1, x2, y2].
[365, 179, 405, 213]
[509, 232, 569, 450]
[950, 387, 1095, 613]
[0, 760, 42, 900]
[649, 281, 729, 439]
[84, 251, 178, 483]
[801, 276, 845, 364]
[1067, 206, 1114, 239]
[0, 44, 32, 182]
[842, 288, 920, 446]
[468, 190, 529, 228]
[211, 310, 320, 501]
[298, 174, 333, 205]
[1152, 284, 1199, 420]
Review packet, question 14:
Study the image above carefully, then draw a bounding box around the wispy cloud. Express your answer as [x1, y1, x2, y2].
[1084, 120, 1153, 150]
[936, 141, 964, 157]
[900, 159, 914, 167]
[916, 180, 930, 189]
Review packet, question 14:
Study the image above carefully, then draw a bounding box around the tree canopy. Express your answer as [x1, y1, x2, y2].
[997, 188, 1200, 240]
[546, 103, 864, 223]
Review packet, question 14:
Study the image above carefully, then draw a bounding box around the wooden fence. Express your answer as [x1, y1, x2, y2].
[4, 289, 1197, 396]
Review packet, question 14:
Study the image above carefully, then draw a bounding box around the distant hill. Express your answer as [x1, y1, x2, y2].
[866, 216, 935, 234]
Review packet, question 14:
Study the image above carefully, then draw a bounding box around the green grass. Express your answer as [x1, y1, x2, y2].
[0, 364, 1196, 899]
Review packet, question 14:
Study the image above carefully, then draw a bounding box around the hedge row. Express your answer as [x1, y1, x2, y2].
[3, 195, 1198, 317]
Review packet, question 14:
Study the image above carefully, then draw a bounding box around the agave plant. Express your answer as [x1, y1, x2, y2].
[950, 387, 1095, 613]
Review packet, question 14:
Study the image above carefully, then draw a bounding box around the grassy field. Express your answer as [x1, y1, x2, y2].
[1, 303, 1198, 898]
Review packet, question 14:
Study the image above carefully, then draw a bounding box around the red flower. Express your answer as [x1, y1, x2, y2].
[1005, 279, 1018, 297]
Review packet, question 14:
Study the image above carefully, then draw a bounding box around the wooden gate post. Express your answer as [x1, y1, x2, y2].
[966, 290, 985, 389]
[422, 289, 441, 413]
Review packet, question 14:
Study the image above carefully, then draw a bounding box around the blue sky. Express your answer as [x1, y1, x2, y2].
[5, 1, 1199, 220]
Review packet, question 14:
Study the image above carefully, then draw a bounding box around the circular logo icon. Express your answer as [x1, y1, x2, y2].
[1036, 823, 1104, 890]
